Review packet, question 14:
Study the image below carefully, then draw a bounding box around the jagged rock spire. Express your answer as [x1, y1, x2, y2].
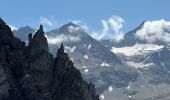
[39, 25, 43, 31]
[57, 42, 69, 61]
[60, 42, 64, 53]
[30, 25, 49, 54]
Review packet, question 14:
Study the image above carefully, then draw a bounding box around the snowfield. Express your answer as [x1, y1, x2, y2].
[111, 44, 164, 56]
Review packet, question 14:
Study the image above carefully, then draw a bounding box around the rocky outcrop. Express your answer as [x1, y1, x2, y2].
[0, 18, 99, 100]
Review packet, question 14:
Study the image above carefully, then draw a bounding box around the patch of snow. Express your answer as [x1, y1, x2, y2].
[108, 86, 113, 92]
[111, 43, 164, 56]
[82, 66, 87, 69]
[126, 82, 132, 89]
[101, 61, 110, 67]
[47, 35, 80, 44]
[84, 55, 88, 59]
[100, 94, 105, 100]
[126, 61, 154, 68]
[84, 68, 89, 72]
[126, 85, 131, 89]
[128, 95, 132, 98]
[87, 44, 92, 49]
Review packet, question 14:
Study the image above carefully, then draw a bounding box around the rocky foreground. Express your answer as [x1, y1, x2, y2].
[0, 18, 99, 100]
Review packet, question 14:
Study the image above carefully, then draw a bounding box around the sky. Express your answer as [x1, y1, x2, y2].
[0, 0, 170, 40]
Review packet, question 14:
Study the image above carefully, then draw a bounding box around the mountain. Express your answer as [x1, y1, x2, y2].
[48, 22, 121, 69]
[0, 18, 99, 100]
[13, 26, 35, 42]
[102, 21, 170, 48]
[11, 19, 170, 99]
[39, 22, 139, 94]
[142, 47, 170, 84]
[100, 21, 170, 100]
[13, 22, 138, 94]
[101, 21, 146, 48]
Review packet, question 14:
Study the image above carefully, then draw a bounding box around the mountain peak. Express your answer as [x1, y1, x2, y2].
[36, 24, 44, 35]
[39, 24, 43, 31]
[66, 22, 78, 27]
[30, 25, 49, 53]
[56, 22, 81, 33]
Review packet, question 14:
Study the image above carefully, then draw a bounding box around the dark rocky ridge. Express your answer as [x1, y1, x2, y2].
[0, 18, 99, 100]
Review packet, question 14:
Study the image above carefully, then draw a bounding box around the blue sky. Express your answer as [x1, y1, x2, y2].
[0, 0, 170, 39]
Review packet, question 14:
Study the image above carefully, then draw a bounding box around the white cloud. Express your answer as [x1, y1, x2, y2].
[135, 19, 170, 43]
[108, 16, 124, 34]
[108, 16, 125, 42]
[47, 34, 80, 44]
[40, 17, 53, 27]
[91, 15, 125, 41]
[91, 20, 109, 40]
[112, 31, 124, 42]
[68, 25, 80, 33]
[65, 46, 76, 52]
[9, 25, 17, 31]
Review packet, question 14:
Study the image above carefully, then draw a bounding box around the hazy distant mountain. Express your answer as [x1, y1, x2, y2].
[13, 26, 35, 42]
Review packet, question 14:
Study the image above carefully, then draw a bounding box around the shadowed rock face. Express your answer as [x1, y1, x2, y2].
[0, 18, 99, 100]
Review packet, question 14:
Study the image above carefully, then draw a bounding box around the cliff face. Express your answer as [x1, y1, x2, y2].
[0, 18, 99, 100]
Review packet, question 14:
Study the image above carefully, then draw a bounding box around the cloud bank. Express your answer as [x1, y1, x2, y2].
[68, 25, 81, 33]
[91, 20, 109, 40]
[135, 19, 170, 43]
[47, 34, 80, 44]
[109, 16, 125, 42]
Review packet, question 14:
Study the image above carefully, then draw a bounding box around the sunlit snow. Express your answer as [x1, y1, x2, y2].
[88, 44, 92, 49]
[111, 44, 164, 56]
[84, 68, 89, 72]
[100, 94, 105, 100]
[101, 61, 110, 67]
[84, 55, 88, 59]
[108, 86, 113, 92]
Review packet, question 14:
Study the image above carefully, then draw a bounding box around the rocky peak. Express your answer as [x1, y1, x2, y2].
[57, 22, 81, 33]
[0, 18, 99, 100]
[56, 43, 69, 61]
[30, 25, 49, 54]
